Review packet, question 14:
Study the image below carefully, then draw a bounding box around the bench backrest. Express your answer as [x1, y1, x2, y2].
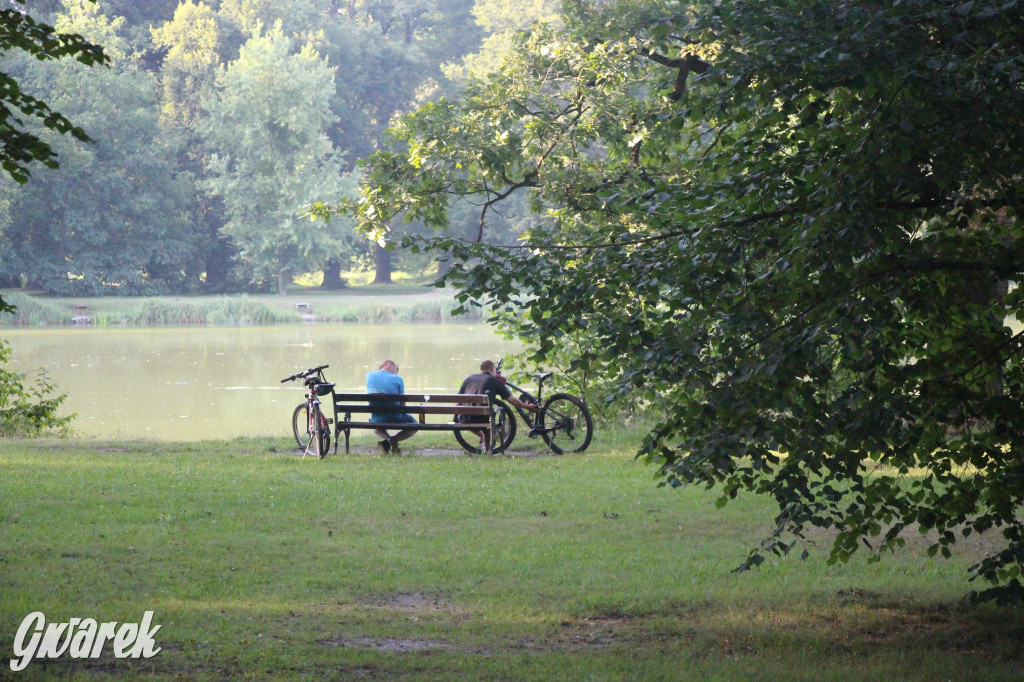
[332, 393, 491, 422]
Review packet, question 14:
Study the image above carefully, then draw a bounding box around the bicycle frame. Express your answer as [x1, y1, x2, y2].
[499, 374, 551, 436]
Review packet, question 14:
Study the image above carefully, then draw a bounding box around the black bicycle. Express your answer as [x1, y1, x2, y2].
[454, 362, 594, 455]
[282, 364, 335, 459]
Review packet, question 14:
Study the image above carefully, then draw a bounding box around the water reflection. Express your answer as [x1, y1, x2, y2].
[3, 325, 517, 441]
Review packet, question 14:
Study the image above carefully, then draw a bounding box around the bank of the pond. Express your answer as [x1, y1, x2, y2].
[3, 323, 522, 440]
[0, 288, 491, 327]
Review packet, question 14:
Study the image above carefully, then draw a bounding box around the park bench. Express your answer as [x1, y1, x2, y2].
[331, 392, 495, 454]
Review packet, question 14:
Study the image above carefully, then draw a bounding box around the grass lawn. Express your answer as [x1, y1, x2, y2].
[1, 431, 1022, 680]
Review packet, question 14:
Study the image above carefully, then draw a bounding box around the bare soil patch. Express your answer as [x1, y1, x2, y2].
[320, 600, 635, 654]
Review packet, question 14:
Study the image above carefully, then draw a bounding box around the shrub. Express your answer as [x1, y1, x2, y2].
[0, 340, 73, 436]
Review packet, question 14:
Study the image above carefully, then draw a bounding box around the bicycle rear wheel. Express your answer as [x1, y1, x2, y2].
[454, 401, 517, 454]
[540, 393, 593, 454]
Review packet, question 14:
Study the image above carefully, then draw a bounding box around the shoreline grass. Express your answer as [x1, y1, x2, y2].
[1, 436, 1022, 680]
[0, 287, 489, 327]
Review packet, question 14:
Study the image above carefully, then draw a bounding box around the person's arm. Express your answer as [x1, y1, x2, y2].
[497, 381, 536, 411]
[509, 395, 536, 411]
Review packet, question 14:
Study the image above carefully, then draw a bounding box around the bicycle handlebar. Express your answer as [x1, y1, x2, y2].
[280, 364, 330, 383]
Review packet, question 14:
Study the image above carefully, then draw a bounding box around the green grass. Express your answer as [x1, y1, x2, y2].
[1, 430, 1022, 680]
[0, 285, 488, 327]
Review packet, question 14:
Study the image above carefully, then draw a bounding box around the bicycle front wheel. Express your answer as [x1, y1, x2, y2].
[292, 403, 310, 450]
[454, 401, 517, 454]
[540, 393, 593, 454]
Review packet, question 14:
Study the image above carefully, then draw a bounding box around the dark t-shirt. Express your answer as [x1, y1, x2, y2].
[458, 372, 511, 423]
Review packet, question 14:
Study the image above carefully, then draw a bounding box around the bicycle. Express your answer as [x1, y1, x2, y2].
[454, 360, 594, 455]
[281, 364, 335, 459]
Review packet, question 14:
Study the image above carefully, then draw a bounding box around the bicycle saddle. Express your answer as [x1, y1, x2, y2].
[533, 372, 553, 381]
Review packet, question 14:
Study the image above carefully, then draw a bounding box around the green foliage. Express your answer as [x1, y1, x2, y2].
[447, 0, 559, 79]
[343, 0, 1024, 601]
[0, 3, 198, 296]
[0, 339, 72, 436]
[200, 21, 361, 294]
[149, 0, 222, 129]
[0, 0, 108, 184]
[0, 0, 490, 297]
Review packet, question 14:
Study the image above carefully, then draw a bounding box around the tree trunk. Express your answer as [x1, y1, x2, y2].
[372, 243, 393, 284]
[203, 232, 235, 292]
[277, 271, 288, 296]
[321, 258, 346, 289]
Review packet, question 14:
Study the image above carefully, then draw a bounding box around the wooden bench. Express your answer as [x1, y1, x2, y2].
[331, 392, 495, 454]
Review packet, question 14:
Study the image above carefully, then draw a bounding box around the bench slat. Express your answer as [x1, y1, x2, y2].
[333, 393, 488, 404]
[336, 405, 489, 416]
[337, 421, 488, 431]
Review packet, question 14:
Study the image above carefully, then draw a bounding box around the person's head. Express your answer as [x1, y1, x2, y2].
[380, 359, 399, 374]
[480, 360, 495, 375]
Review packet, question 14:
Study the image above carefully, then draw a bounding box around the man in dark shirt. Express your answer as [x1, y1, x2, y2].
[458, 359, 536, 452]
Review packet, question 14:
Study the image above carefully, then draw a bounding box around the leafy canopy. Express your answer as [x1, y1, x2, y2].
[332, 0, 1024, 601]
[0, 0, 108, 184]
[201, 20, 359, 294]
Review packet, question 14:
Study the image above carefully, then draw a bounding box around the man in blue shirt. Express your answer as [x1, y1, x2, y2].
[366, 359, 417, 454]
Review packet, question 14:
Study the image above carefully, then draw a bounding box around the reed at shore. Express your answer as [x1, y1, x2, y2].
[0, 289, 490, 327]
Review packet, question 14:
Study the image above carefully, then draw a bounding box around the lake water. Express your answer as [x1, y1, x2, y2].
[2, 324, 517, 441]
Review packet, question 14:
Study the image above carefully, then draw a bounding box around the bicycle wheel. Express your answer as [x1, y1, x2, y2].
[292, 403, 310, 450]
[454, 401, 517, 454]
[540, 393, 593, 454]
[313, 405, 330, 459]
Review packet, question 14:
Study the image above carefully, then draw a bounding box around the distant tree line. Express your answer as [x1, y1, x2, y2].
[0, 0, 554, 295]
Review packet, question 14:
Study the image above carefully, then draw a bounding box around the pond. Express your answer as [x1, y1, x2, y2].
[2, 324, 518, 441]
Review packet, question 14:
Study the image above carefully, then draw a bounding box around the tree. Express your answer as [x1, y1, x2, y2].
[200, 21, 359, 294]
[0, 0, 107, 306]
[150, 0, 241, 292]
[150, 0, 222, 129]
[0, 1, 196, 295]
[446, 0, 558, 79]
[0, 0, 107, 185]
[334, 0, 1024, 601]
[0, 0, 105, 433]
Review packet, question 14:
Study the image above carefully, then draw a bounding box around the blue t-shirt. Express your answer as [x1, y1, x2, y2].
[366, 369, 414, 423]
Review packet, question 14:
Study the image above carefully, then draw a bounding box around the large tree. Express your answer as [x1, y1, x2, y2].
[333, 0, 1024, 601]
[0, 0, 107, 309]
[0, 0, 107, 185]
[200, 21, 358, 294]
[0, 2, 196, 295]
